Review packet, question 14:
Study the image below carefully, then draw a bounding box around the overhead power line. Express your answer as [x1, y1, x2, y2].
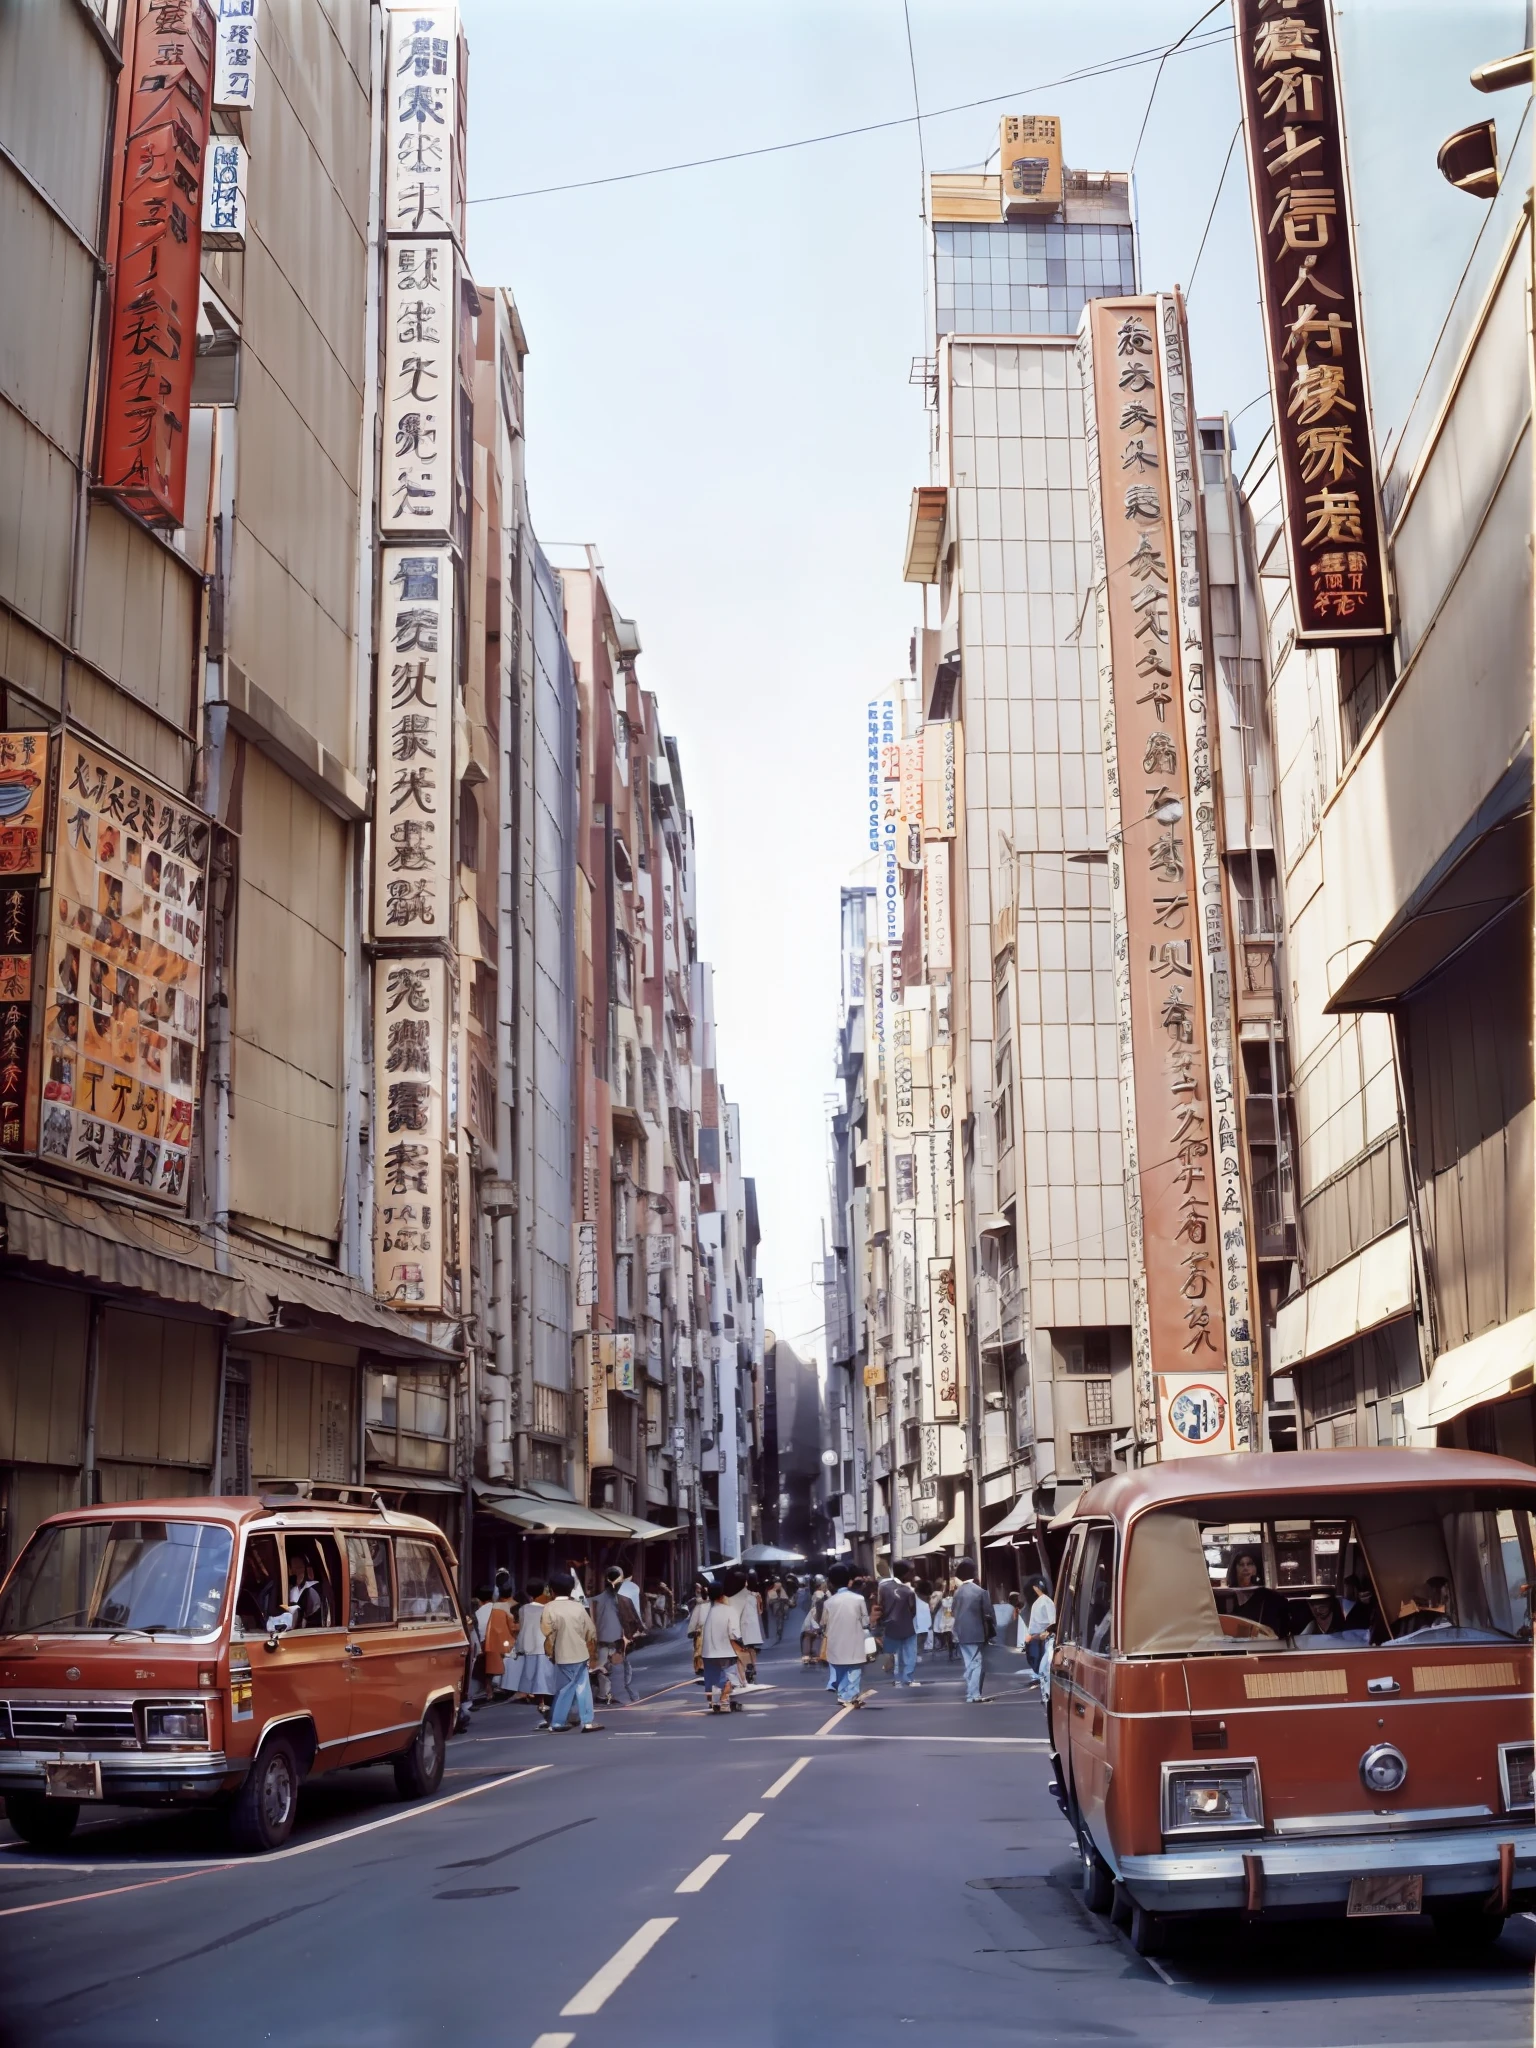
[1184, 119, 1242, 301]
[1130, 0, 1229, 175]
[466, 27, 1234, 207]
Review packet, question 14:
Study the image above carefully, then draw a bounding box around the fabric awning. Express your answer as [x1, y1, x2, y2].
[1273, 1224, 1415, 1373]
[0, 1162, 250, 1318]
[231, 1244, 461, 1363]
[0, 1165, 460, 1364]
[911, 1509, 967, 1555]
[479, 1493, 635, 1538]
[984, 1494, 1035, 1539]
[1426, 1308, 1536, 1426]
[599, 1509, 687, 1541]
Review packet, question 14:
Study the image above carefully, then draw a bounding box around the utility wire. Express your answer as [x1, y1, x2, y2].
[902, 0, 928, 197]
[467, 28, 1234, 206]
[1129, 0, 1229, 175]
[1184, 119, 1242, 301]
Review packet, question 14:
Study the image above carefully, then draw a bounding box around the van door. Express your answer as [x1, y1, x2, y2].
[1067, 1525, 1115, 1852]
[1048, 1526, 1086, 1768]
[391, 1533, 465, 1725]
[267, 1532, 350, 1770]
[342, 1531, 416, 1760]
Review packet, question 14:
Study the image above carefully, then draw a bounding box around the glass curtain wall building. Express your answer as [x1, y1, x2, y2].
[934, 219, 1137, 339]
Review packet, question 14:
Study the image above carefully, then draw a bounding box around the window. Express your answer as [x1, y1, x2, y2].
[395, 1536, 456, 1622]
[366, 1370, 453, 1476]
[458, 784, 480, 870]
[1077, 1526, 1114, 1655]
[1058, 1330, 1111, 1375]
[1071, 1430, 1114, 1478]
[1084, 1379, 1113, 1429]
[346, 1535, 394, 1628]
[532, 1384, 567, 1437]
[531, 1439, 565, 1485]
[283, 1533, 342, 1629]
[1339, 639, 1396, 759]
[0, 1519, 234, 1638]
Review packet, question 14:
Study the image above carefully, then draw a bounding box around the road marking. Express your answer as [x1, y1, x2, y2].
[530, 2036, 575, 2048]
[1142, 1956, 1178, 1987]
[815, 1704, 854, 1736]
[0, 1765, 551, 1917]
[723, 1812, 762, 1841]
[675, 1852, 729, 1893]
[762, 1756, 812, 1798]
[757, 1733, 1050, 1746]
[560, 1916, 677, 2015]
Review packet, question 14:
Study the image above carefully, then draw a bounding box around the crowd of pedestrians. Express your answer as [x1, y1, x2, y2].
[467, 1554, 1054, 1728]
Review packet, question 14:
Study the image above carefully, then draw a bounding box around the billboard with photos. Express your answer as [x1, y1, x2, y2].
[39, 735, 211, 1208]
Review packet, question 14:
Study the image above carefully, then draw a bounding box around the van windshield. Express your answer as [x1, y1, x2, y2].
[1121, 1491, 1536, 1656]
[0, 1519, 234, 1637]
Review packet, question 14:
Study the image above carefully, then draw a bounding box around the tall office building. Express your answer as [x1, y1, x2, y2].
[891, 122, 1141, 1551]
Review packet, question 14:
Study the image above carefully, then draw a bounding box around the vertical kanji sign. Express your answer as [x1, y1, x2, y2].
[1081, 296, 1252, 1455]
[374, 545, 454, 942]
[99, 0, 217, 527]
[373, 955, 448, 1310]
[1233, 0, 1390, 641]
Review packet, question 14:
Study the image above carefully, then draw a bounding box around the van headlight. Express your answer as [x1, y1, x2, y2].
[141, 1703, 209, 1746]
[1162, 1761, 1263, 1837]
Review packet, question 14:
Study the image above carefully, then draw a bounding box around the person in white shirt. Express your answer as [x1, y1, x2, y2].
[699, 1585, 743, 1713]
[726, 1568, 764, 1689]
[1023, 1574, 1056, 1687]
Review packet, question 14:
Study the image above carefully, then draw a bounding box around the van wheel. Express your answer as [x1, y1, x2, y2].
[1080, 1831, 1115, 1914]
[230, 1734, 299, 1852]
[1129, 1901, 1168, 1958]
[1431, 1906, 1505, 1951]
[3, 1795, 79, 1852]
[394, 1704, 447, 1800]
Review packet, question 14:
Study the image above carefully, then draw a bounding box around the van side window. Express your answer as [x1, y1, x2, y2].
[346, 1535, 394, 1628]
[1078, 1527, 1114, 1656]
[395, 1536, 455, 1622]
[1054, 1528, 1087, 1646]
[235, 1534, 281, 1633]
[282, 1533, 343, 1628]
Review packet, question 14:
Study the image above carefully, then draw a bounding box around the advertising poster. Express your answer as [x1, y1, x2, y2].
[39, 735, 211, 1206]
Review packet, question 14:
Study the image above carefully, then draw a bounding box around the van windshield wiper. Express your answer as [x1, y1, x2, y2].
[0, 1609, 91, 1636]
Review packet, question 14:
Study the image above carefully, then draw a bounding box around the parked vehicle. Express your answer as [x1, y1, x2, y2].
[0, 1486, 470, 1853]
[1045, 1449, 1534, 1956]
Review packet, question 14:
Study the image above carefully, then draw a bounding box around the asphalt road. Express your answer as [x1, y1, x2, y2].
[0, 1621, 1530, 2047]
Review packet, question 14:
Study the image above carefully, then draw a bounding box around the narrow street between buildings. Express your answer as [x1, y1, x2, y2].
[0, 1622, 1529, 2048]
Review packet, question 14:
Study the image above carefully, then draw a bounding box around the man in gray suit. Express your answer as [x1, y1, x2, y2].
[950, 1556, 992, 1703]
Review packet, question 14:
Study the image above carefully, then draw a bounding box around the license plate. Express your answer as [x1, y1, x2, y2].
[43, 1761, 101, 1802]
[1347, 1871, 1422, 1917]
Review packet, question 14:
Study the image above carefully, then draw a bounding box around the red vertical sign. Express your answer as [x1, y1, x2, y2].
[99, 0, 216, 528]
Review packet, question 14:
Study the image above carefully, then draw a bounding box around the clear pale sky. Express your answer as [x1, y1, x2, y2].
[457, 0, 1522, 1360]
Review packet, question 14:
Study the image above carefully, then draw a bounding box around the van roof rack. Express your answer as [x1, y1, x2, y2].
[257, 1480, 388, 1513]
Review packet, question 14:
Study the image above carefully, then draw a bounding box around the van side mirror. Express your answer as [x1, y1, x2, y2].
[265, 1608, 295, 1651]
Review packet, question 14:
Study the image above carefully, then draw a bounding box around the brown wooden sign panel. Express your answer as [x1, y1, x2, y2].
[1233, 0, 1390, 641]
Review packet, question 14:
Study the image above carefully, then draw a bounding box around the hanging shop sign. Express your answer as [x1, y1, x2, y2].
[99, 0, 216, 527]
[374, 544, 455, 941]
[866, 695, 903, 956]
[372, 954, 449, 1310]
[384, 3, 464, 242]
[202, 133, 248, 248]
[1232, 0, 1390, 641]
[928, 1259, 959, 1421]
[576, 1219, 598, 1307]
[0, 733, 49, 1156]
[1081, 295, 1248, 1454]
[923, 841, 952, 977]
[212, 0, 257, 108]
[922, 719, 958, 838]
[612, 1332, 636, 1395]
[40, 734, 211, 1207]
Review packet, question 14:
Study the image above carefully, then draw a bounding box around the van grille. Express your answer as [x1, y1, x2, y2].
[7, 1702, 138, 1748]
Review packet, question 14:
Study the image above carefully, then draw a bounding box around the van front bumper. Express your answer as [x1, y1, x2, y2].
[1118, 1823, 1536, 1916]
[0, 1749, 246, 1803]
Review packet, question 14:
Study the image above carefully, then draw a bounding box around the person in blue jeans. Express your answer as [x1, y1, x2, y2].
[821, 1563, 871, 1707]
[950, 1556, 991, 1703]
[873, 1559, 921, 1687]
[541, 1570, 603, 1732]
